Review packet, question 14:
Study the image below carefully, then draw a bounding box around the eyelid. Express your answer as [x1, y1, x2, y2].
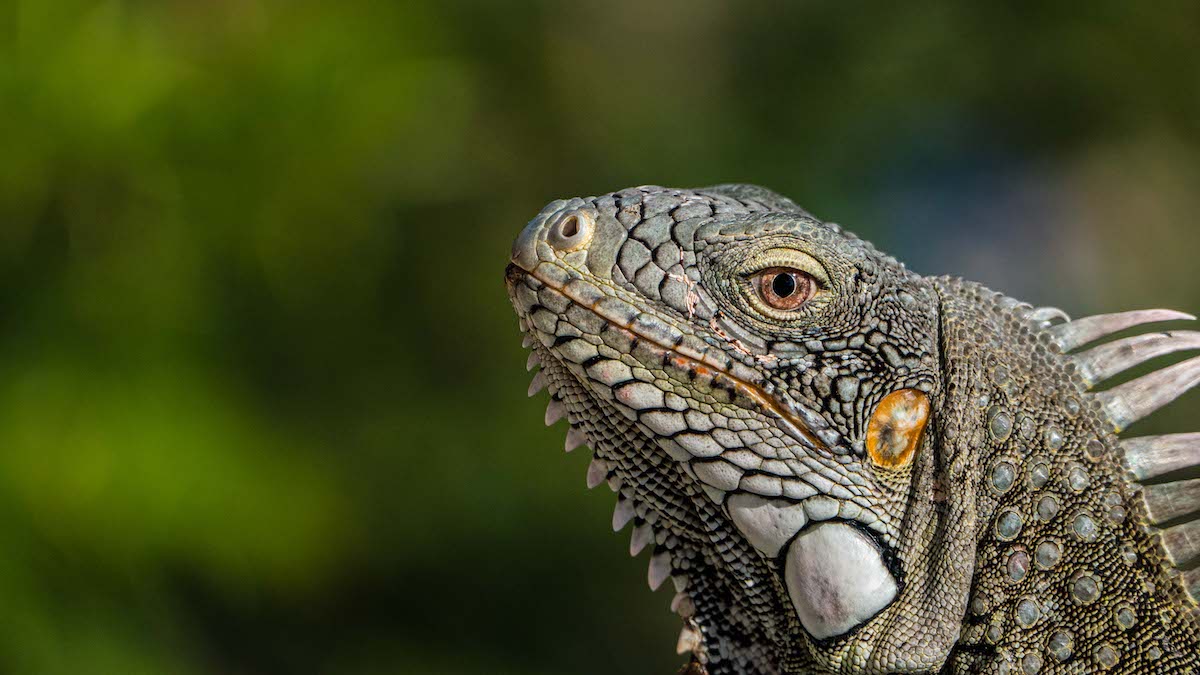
[740, 248, 830, 288]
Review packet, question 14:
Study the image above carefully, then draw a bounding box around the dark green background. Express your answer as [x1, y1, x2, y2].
[1, 2, 1198, 673]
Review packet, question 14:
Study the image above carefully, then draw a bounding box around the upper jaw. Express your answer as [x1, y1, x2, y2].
[508, 258, 841, 457]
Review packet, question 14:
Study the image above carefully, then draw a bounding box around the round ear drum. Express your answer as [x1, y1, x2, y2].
[867, 388, 930, 469]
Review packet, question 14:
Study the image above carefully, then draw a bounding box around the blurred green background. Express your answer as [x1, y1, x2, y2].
[1, 1, 1198, 673]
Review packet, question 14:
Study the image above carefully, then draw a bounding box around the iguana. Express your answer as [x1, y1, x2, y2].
[504, 184, 1200, 674]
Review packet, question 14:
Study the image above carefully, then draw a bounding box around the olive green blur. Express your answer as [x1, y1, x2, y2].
[1, 1, 1198, 673]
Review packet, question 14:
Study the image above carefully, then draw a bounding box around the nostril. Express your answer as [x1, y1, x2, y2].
[547, 210, 594, 252]
[559, 215, 579, 238]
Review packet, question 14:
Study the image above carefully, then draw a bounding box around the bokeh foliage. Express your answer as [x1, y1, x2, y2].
[0, 1, 1198, 673]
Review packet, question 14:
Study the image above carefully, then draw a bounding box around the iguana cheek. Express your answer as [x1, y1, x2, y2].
[783, 522, 898, 640]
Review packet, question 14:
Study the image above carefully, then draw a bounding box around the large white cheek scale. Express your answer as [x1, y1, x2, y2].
[784, 522, 898, 640]
[727, 493, 809, 558]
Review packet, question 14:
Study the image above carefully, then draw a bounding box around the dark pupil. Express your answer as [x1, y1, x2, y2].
[771, 272, 797, 298]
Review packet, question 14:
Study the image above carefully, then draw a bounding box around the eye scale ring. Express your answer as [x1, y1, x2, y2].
[751, 267, 817, 311]
[867, 388, 931, 469]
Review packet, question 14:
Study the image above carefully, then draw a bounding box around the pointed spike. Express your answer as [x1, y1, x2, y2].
[630, 522, 653, 556]
[521, 334, 534, 349]
[1141, 479, 1200, 524]
[544, 399, 566, 426]
[1159, 519, 1200, 568]
[1121, 433, 1200, 481]
[676, 623, 701, 655]
[1050, 309, 1195, 352]
[605, 474, 622, 492]
[564, 426, 587, 453]
[585, 458, 609, 489]
[672, 575, 688, 593]
[525, 351, 540, 372]
[1098, 355, 1200, 432]
[648, 551, 671, 590]
[1074, 330, 1200, 387]
[612, 497, 636, 532]
[671, 592, 696, 618]
[1028, 306, 1070, 327]
[527, 371, 546, 397]
[999, 296, 1027, 313]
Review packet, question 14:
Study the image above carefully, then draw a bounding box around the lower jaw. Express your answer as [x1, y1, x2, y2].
[518, 330, 802, 671]
[530, 329, 902, 646]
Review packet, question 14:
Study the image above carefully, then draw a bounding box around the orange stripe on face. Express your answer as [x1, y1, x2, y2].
[867, 388, 931, 469]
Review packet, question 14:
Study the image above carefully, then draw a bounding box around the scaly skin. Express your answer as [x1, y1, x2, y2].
[505, 185, 1200, 674]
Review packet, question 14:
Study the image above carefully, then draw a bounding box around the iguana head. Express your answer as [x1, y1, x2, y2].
[505, 185, 1200, 674]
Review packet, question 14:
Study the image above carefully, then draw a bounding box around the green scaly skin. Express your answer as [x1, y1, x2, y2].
[505, 184, 1200, 674]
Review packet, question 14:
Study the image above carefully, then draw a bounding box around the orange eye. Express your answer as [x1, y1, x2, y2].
[752, 268, 817, 311]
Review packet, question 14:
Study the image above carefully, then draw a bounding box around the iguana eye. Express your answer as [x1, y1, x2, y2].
[752, 268, 817, 310]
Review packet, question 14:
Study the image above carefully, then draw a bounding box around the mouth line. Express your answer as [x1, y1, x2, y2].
[508, 263, 830, 453]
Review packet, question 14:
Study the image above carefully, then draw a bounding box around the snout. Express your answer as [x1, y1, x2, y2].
[509, 203, 596, 271]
